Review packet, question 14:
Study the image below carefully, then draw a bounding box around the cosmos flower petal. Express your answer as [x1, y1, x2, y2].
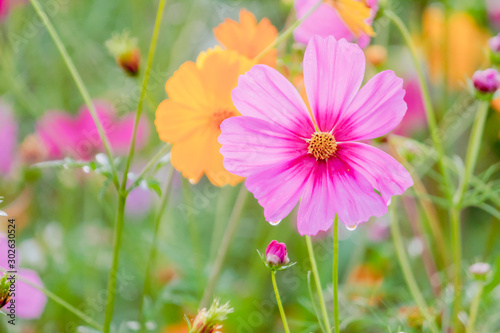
[219, 116, 308, 177]
[338, 142, 414, 204]
[16, 269, 47, 319]
[303, 36, 365, 132]
[297, 157, 387, 235]
[37, 111, 80, 159]
[334, 70, 407, 141]
[214, 9, 278, 67]
[294, 0, 353, 45]
[231, 64, 315, 138]
[245, 155, 313, 224]
[297, 160, 337, 235]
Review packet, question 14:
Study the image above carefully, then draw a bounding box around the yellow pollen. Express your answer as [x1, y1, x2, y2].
[307, 132, 337, 160]
[212, 109, 236, 128]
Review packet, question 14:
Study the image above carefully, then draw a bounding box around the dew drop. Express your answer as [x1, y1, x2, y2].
[346, 224, 358, 231]
[188, 178, 196, 184]
[269, 220, 282, 226]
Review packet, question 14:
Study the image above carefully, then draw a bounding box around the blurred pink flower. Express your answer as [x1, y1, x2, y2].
[219, 36, 412, 235]
[294, 0, 378, 48]
[0, 102, 17, 175]
[487, 0, 500, 29]
[0, 0, 27, 19]
[0, 235, 47, 319]
[393, 78, 427, 137]
[37, 100, 149, 160]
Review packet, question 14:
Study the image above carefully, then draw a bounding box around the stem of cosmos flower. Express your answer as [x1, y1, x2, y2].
[332, 215, 340, 333]
[121, 0, 167, 193]
[305, 236, 331, 333]
[138, 166, 175, 328]
[28, 0, 120, 190]
[127, 143, 171, 194]
[253, 0, 323, 62]
[389, 202, 440, 333]
[103, 193, 126, 333]
[450, 100, 489, 330]
[465, 281, 485, 333]
[199, 186, 249, 308]
[271, 270, 291, 333]
[13, 271, 103, 331]
[385, 10, 452, 201]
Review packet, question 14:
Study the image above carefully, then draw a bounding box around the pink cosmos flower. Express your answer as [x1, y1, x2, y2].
[37, 100, 149, 160]
[294, 0, 378, 48]
[0, 235, 47, 319]
[487, 0, 500, 29]
[0, 102, 17, 175]
[219, 36, 413, 235]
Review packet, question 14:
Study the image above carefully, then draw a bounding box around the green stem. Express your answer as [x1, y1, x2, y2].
[305, 236, 331, 333]
[271, 271, 291, 333]
[127, 144, 171, 194]
[138, 166, 175, 327]
[455, 101, 489, 206]
[14, 272, 102, 331]
[253, 0, 323, 61]
[385, 10, 452, 200]
[103, 194, 127, 333]
[465, 282, 484, 333]
[450, 100, 489, 330]
[121, 0, 167, 191]
[389, 202, 440, 333]
[29, 0, 119, 190]
[332, 215, 340, 333]
[199, 186, 248, 308]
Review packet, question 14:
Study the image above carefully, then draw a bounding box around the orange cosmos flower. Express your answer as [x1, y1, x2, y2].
[213, 9, 278, 67]
[421, 7, 488, 89]
[155, 47, 253, 187]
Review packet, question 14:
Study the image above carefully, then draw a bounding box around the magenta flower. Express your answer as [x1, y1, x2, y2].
[0, 102, 17, 176]
[487, 0, 500, 29]
[37, 100, 149, 160]
[489, 34, 500, 53]
[219, 36, 413, 235]
[472, 69, 500, 94]
[294, 0, 378, 48]
[265, 240, 290, 267]
[0, 235, 47, 319]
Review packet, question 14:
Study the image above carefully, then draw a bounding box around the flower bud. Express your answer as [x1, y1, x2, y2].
[469, 262, 491, 280]
[365, 45, 387, 67]
[472, 69, 500, 98]
[265, 240, 289, 267]
[106, 31, 141, 77]
[0, 274, 12, 309]
[190, 299, 233, 333]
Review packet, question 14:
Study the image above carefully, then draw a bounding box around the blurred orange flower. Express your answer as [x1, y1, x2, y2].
[213, 9, 278, 67]
[421, 7, 488, 89]
[346, 264, 384, 306]
[155, 47, 253, 186]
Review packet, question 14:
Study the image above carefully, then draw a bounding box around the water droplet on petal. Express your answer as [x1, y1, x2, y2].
[346, 224, 358, 231]
[269, 220, 282, 226]
[188, 178, 196, 184]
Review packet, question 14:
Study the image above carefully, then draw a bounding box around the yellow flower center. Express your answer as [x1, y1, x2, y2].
[307, 132, 338, 160]
[212, 109, 236, 128]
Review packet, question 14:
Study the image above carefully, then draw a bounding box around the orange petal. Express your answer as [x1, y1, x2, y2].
[155, 99, 210, 143]
[166, 61, 208, 110]
[214, 9, 278, 66]
[331, 0, 374, 37]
